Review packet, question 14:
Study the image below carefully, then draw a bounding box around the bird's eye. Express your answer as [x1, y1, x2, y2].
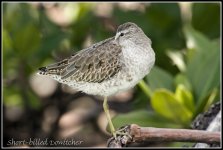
[120, 33, 124, 36]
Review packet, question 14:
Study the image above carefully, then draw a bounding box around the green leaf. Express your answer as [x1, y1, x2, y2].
[184, 26, 220, 115]
[13, 23, 40, 56]
[3, 28, 12, 51]
[112, 110, 182, 129]
[36, 31, 68, 60]
[151, 89, 192, 126]
[184, 25, 212, 52]
[192, 3, 220, 39]
[174, 73, 192, 92]
[203, 88, 219, 111]
[3, 87, 24, 107]
[175, 85, 195, 113]
[167, 50, 186, 72]
[146, 66, 174, 91]
[27, 90, 41, 110]
[4, 3, 41, 57]
[197, 88, 219, 115]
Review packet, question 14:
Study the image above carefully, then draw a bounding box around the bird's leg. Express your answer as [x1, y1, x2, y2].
[103, 96, 116, 139]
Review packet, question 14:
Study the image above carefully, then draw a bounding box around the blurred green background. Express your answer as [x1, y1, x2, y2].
[3, 2, 220, 147]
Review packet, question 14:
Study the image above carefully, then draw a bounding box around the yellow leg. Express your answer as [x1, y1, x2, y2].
[103, 96, 116, 139]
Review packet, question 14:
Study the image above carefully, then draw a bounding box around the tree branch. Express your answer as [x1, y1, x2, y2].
[107, 124, 220, 147]
[130, 124, 220, 143]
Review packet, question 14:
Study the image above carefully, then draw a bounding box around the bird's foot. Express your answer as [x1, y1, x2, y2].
[115, 126, 132, 139]
[108, 125, 132, 147]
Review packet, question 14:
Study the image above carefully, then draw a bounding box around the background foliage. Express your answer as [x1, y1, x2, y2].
[3, 2, 220, 147]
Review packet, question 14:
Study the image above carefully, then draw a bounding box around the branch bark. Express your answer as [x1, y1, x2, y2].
[130, 124, 220, 143]
[107, 124, 220, 147]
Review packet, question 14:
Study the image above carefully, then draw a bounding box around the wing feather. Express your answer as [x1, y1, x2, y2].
[39, 37, 122, 83]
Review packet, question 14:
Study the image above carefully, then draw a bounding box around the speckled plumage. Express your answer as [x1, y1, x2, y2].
[38, 22, 155, 96]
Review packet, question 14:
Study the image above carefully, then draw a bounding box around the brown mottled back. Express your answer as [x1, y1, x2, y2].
[39, 37, 122, 83]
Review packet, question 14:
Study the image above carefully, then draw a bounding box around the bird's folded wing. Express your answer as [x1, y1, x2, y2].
[60, 37, 122, 83]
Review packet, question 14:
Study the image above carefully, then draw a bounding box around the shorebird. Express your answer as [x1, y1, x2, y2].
[38, 22, 155, 139]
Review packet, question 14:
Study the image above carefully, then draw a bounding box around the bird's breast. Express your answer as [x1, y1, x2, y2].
[121, 42, 155, 78]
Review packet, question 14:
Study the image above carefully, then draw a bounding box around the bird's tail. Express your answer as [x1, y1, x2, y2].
[37, 59, 69, 76]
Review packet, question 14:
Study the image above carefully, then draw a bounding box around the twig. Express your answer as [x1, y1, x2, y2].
[130, 124, 220, 143]
[107, 124, 220, 147]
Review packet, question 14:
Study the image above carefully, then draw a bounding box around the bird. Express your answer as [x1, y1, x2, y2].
[38, 22, 155, 139]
